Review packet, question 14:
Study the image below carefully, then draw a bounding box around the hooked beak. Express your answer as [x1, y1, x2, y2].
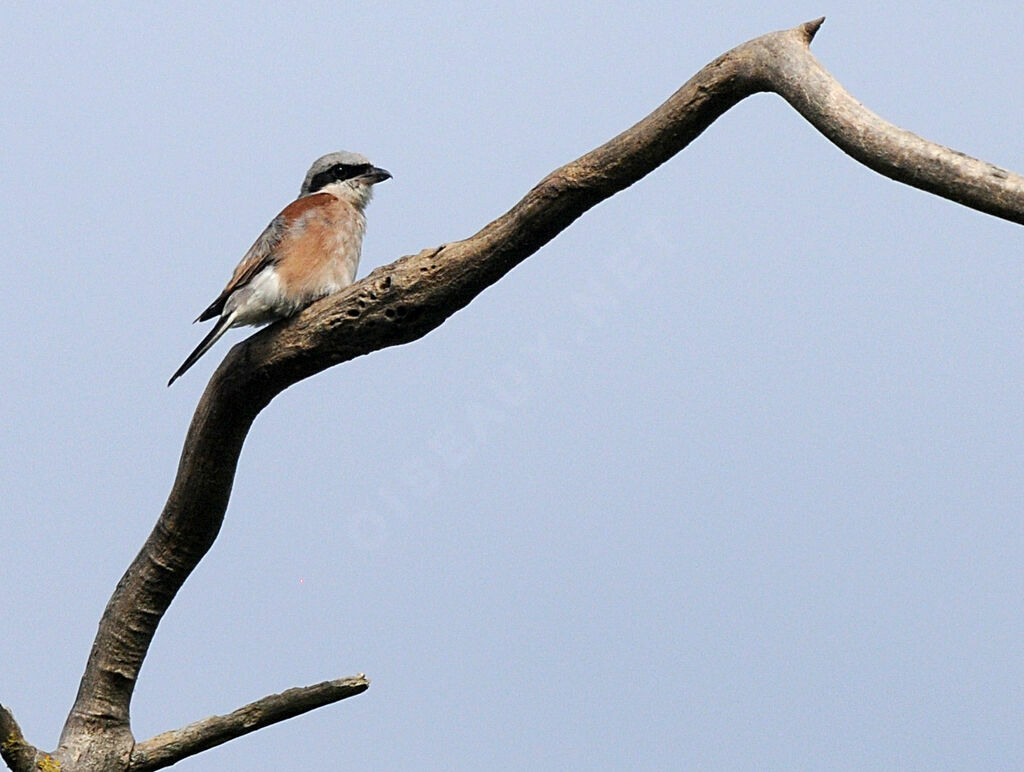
[361, 166, 392, 184]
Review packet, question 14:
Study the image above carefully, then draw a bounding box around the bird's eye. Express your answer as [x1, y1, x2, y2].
[332, 163, 372, 181]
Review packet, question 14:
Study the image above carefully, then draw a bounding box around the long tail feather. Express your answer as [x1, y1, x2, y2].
[168, 311, 238, 386]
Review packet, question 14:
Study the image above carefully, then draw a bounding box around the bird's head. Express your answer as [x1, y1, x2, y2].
[300, 151, 391, 208]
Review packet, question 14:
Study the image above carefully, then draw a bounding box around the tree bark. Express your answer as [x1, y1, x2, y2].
[128, 677, 369, 771]
[4, 17, 1022, 770]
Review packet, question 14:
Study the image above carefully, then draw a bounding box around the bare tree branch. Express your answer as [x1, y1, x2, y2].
[31, 16, 1019, 768]
[0, 704, 36, 772]
[128, 677, 369, 771]
[751, 21, 1024, 223]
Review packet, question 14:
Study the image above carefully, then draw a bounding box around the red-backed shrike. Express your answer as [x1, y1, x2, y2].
[169, 151, 391, 386]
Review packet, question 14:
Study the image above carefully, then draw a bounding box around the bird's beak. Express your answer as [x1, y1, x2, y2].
[362, 167, 392, 184]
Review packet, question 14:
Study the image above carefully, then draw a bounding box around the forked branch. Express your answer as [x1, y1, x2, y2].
[12, 16, 1020, 771]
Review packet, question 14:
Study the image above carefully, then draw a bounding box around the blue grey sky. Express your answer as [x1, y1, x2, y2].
[3, 2, 1023, 769]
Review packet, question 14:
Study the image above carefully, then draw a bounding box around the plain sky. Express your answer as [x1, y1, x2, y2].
[2, 2, 1023, 770]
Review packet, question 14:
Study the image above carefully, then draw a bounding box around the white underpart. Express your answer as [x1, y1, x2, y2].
[227, 268, 288, 327]
[326, 179, 374, 210]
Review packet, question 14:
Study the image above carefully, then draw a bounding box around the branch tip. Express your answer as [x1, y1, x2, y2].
[800, 16, 826, 43]
[130, 676, 369, 771]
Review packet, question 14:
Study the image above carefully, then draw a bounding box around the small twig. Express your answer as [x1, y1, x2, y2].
[128, 676, 369, 771]
[0, 703, 36, 772]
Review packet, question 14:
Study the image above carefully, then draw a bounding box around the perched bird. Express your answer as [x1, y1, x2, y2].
[168, 151, 391, 386]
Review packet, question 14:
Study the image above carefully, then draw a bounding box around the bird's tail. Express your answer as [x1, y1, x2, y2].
[168, 310, 239, 386]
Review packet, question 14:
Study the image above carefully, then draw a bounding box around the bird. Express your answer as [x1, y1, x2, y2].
[168, 151, 391, 386]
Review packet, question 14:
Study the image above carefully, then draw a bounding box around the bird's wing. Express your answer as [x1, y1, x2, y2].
[195, 192, 337, 322]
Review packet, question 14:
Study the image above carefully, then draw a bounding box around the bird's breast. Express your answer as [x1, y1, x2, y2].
[275, 199, 367, 304]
